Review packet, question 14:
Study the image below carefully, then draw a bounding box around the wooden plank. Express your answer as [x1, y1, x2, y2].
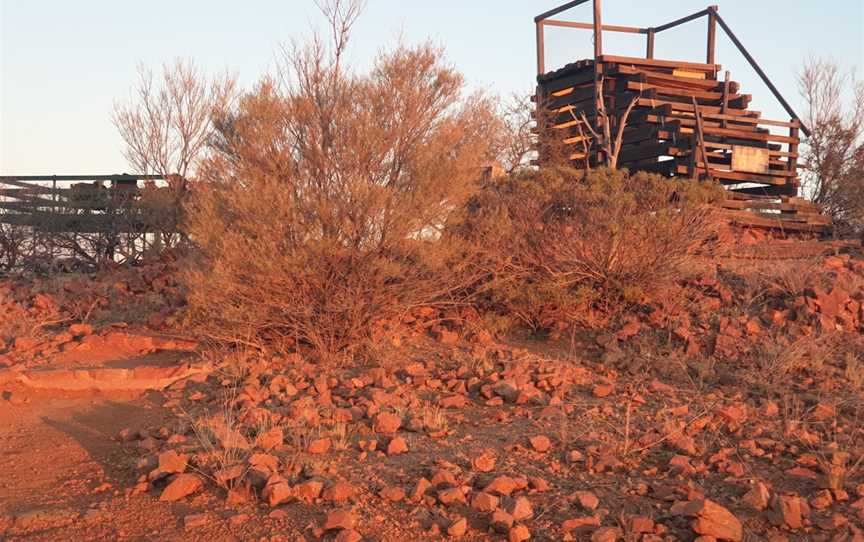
[674, 165, 790, 185]
[702, 125, 798, 144]
[542, 19, 645, 34]
[634, 98, 753, 116]
[622, 80, 740, 102]
[611, 65, 733, 91]
[598, 55, 721, 73]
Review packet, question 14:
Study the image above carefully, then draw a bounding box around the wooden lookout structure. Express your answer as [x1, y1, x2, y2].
[534, 1, 830, 233]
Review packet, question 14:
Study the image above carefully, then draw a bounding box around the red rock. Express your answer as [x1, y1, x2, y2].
[742, 482, 770, 511]
[529, 435, 552, 453]
[410, 478, 432, 502]
[810, 489, 833, 510]
[214, 464, 245, 487]
[294, 479, 323, 503]
[472, 450, 496, 472]
[629, 516, 654, 533]
[379, 486, 405, 502]
[769, 495, 807, 530]
[160, 473, 203, 502]
[262, 475, 293, 507]
[324, 509, 356, 531]
[814, 512, 847, 531]
[307, 437, 331, 455]
[509, 524, 531, 542]
[490, 509, 514, 533]
[493, 381, 520, 402]
[440, 395, 467, 409]
[592, 383, 614, 397]
[226, 485, 252, 505]
[387, 436, 408, 456]
[471, 491, 499, 512]
[151, 450, 188, 479]
[561, 515, 601, 532]
[591, 527, 622, 542]
[447, 517, 467, 537]
[323, 481, 356, 504]
[256, 426, 283, 451]
[574, 491, 600, 511]
[334, 529, 362, 542]
[438, 487, 467, 505]
[671, 499, 742, 541]
[485, 475, 518, 496]
[810, 402, 836, 421]
[373, 412, 401, 434]
[248, 452, 279, 473]
[529, 477, 550, 492]
[430, 469, 458, 488]
[716, 404, 748, 426]
[508, 496, 534, 521]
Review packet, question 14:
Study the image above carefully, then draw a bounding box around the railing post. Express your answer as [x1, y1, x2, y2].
[593, 0, 603, 58]
[593, 0, 605, 164]
[707, 5, 718, 66]
[536, 21, 545, 76]
[789, 121, 800, 196]
[646, 28, 655, 59]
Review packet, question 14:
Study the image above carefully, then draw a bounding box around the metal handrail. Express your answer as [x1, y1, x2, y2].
[533, 1, 810, 135]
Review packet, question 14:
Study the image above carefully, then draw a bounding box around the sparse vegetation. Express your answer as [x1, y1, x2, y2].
[456, 167, 724, 333]
[182, 12, 500, 360]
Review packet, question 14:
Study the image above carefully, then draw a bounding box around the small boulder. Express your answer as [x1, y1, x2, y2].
[529, 435, 552, 453]
[324, 509, 356, 531]
[374, 412, 402, 434]
[387, 436, 408, 456]
[160, 473, 203, 502]
[671, 499, 742, 541]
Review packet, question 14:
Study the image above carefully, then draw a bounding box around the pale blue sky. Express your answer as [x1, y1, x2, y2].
[1, 1, 862, 174]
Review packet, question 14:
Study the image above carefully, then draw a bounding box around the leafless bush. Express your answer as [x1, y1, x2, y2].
[799, 58, 864, 232]
[112, 58, 237, 253]
[0, 223, 32, 273]
[454, 167, 724, 332]
[113, 59, 237, 183]
[183, 2, 499, 361]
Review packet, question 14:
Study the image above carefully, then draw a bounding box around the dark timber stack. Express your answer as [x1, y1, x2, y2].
[534, 1, 831, 234]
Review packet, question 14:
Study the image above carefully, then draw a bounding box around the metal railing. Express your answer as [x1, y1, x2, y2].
[534, 1, 809, 136]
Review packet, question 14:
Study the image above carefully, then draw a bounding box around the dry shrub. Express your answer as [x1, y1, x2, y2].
[456, 167, 723, 332]
[0, 223, 32, 273]
[183, 36, 500, 361]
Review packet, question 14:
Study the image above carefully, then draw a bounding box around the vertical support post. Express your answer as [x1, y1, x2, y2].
[788, 122, 800, 196]
[592, 0, 605, 165]
[593, 0, 603, 58]
[536, 21, 545, 76]
[51, 176, 57, 262]
[720, 70, 730, 129]
[707, 6, 718, 69]
[692, 97, 713, 183]
[646, 28, 655, 59]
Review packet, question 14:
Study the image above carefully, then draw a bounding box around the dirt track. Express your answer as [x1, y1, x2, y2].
[0, 386, 306, 542]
